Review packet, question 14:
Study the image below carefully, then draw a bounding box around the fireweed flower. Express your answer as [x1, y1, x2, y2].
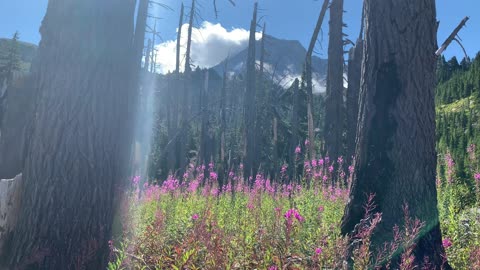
[443, 238, 452, 249]
[475, 173, 480, 182]
[132, 176, 140, 186]
[304, 139, 310, 146]
[325, 156, 330, 164]
[295, 146, 301, 154]
[337, 156, 344, 165]
[210, 171, 218, 181]
[318, 159, 324, 166]
[315, 247, 322, 255]
[328, 165, 334, 173]
[284, 208, 305, 222]
[192, 214, 199, 220]
[311, 159, 317, 167]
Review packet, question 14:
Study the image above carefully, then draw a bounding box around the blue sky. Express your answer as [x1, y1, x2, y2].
[1, 0, 478, 62]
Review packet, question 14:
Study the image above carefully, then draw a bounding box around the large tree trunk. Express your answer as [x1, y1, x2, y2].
[341, 0, 450, 268]
[3, 0, 135, 269]
[243, 2, 257, 180]
[305, 0, 329, 160]
[345, 39, 363, 166]
[324, 0, 345, 163]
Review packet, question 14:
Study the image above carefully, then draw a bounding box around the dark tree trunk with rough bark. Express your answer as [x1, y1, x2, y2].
[341, 0, 450, 268]
[345, 40, 362, 166]
[243, 2, 257, 180]
[324, 0, 344, 162]
[3, 0, 135, 269]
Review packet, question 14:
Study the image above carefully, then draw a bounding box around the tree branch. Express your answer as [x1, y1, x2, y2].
[436, 16, 469, 56]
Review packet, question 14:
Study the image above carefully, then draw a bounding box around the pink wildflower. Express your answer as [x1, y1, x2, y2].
[210, 171, 218, 180]
[192, 214, 199, 220]
[442, 238, 452, 249]
[475, 173, 480, 182]
[284, 208, 304, 222]
[315, 247, 322, 255]
[295, 146, 301, 154]
[337, 156, 344, 164]
[132, 176, 140, 186]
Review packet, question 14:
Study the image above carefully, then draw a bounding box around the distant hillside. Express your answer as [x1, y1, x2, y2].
[0, 38, 37, 73]
[213, 35, 328, 93]
[435, 53, 480, 204]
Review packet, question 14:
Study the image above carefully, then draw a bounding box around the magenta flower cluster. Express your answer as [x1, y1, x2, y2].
[284, 208, 305, 222]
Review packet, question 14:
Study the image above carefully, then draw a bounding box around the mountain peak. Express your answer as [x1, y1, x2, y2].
[213, 34, 327, 93]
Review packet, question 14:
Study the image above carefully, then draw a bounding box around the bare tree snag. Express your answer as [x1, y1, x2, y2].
[289, 79, 300, 182]
[341, 0, 451, 268]
[436, 16, 469, 56]
[325, 0, 345, 165]
[243, 2, 258, 180]
[305, 0, 329, 159]
[179, 0, 195, 172]
[175, 3, 185, 75]
[345, 40, 363, 167]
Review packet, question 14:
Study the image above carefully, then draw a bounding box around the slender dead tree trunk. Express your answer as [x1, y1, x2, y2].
[289, 79, 300, 183]
[324, 0, 344, 163]
[144, 39, 152, 72]
[133, 0, 149, 71]
[243, 2, 257, 180]
[166, 3, 184, 174]
[175, 3, 185, 75]
[345, 40, 363, 167]
[306, 0, 329, 160]
[341, 0, 450, 268]
[219, 60, 228, 181]
[179, 0, 195, 173]
[3, 0, 136, 269]
[199, 70, 209, 166]
[254, 23, 266, 175]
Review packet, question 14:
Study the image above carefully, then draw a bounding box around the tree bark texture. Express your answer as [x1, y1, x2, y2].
[4, 0, 135, 269]
[243, 2, 257, 180]
[341, 0, 450, 268]
[324, 0, 345, 163]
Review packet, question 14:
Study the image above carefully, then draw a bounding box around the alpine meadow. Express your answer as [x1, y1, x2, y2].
[1, 0, 480, 269]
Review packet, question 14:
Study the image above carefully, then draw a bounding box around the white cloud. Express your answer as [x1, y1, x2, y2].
[155, 21, 260, 74]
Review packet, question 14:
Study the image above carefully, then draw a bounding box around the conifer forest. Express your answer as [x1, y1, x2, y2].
[1, 0, 480, 269]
